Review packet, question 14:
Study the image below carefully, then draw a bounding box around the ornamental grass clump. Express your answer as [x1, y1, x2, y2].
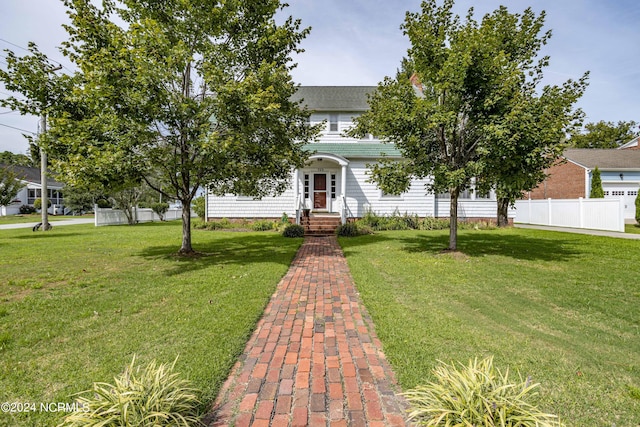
[62, 356, 202, 427]
[403, 357, 562, 427]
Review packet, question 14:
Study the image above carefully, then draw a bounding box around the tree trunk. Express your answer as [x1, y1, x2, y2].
[178, 199, 194, 255]
[448, 189, 459, 251]
[497, 197, 510, 227]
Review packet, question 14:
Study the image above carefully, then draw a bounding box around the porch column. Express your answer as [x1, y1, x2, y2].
[293, 169, 300, 224]
[341, 164, 347, 224]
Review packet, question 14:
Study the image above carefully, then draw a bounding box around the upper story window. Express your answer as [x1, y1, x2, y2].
[329, 114, 338, 133]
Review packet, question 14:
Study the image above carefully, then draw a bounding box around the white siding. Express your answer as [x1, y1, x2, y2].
[207, 185, 296, 219]
[344, 160, 434, 217]
[310, 112, 375, 144]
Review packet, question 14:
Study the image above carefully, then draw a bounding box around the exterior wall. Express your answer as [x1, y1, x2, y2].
[207, 185, 296, 219]
[344, 160, 433, 217]
[310, 112, 376, 144]
[526, 160, 586, 200]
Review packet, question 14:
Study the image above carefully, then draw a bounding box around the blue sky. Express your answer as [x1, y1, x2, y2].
[1, 0, 639, 154]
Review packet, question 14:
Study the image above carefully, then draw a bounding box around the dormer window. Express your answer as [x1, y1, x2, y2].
[329, 114, 338, 132]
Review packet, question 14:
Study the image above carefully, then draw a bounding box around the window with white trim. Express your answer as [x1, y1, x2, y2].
[329, 114, 338, 132]
[331, 174, 336, 199]
[304, 174, 310, 199]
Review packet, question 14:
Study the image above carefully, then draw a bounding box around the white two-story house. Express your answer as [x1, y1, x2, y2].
[205, 86, 508, 226]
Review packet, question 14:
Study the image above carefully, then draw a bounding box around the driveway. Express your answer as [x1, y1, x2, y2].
[0, 218, 94, 230]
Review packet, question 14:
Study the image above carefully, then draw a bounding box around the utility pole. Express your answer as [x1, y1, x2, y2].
[38, 64, 62, 231]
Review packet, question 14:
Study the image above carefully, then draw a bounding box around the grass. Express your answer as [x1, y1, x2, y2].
[0, 222, 302, 426]
[339, 228, 640, 426]
[625, 223, 640, 234]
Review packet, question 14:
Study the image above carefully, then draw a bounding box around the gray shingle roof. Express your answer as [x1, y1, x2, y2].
[302, 143, 401, 158]
[0, 164, 64, 187]
[563, 148, 640, 170]
[292, 86, 375, 111]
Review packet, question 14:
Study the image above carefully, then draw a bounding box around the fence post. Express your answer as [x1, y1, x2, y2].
[547, 198, 552, 226]
[94, 204, 99, 227]
[578, 197, 584, 228]
[619, 197, 625, 232]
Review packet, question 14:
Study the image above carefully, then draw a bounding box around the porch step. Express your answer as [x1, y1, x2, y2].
[301, 215, 341, 236]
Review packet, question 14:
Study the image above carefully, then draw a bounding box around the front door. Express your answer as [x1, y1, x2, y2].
[313, 174, 327, 209]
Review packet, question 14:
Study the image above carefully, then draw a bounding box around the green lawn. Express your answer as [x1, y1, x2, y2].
[626, 223, 640, 234]
[340, 229, 640, 426]
[0, 223, 302, 426]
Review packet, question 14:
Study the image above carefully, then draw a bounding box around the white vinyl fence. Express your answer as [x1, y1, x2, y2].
[94, 207, 186, 226]
[515, 198, 625, 232]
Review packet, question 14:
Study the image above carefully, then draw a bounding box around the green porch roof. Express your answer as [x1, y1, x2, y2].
[302, 143, 401, 158]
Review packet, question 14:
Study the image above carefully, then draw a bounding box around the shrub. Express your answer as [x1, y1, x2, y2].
[336, 222, 373, 236]
[282, 224, 305, 238]
[63, 356, 201, 427]
[19, 204, 36, 214]
[403, 357, 562, 427]
[33, 198, 51, 210]
[96, 198, 111, 208]
[419, 217, 449, 230]
[251, 219, 276, 231]
[150, 202, 170, 221]
[590, 167, 604, 198]
[636, 189, 640, 225]
[192, 196, 205, 220]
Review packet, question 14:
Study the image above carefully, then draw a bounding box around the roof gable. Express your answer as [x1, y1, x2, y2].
[563, 148, 640, 170]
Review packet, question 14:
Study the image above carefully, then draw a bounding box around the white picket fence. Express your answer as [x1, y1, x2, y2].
[514, 198, 625, 232]
[94, 207, 185, 226]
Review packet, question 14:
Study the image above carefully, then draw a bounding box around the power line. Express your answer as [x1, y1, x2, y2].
[0, 37, 73, 73]
[0, 122, 36, 134]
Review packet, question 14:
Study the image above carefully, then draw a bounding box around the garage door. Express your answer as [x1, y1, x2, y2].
[603, 183, 639, 219]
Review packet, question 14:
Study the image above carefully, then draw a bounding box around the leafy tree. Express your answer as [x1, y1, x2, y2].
[570, 120, 639, 148]
[151, 202, 170, 221]
[351, 0, 587, 249]
[0, 166, 25, 207]
[0, 42, 72, 231]
[590, 167, 604, 198]
[635, 189, 640, 225]
[0, 151, 34, 167]
[12, 0, 318, 255]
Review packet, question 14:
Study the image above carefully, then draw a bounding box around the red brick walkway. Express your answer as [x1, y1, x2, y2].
[206, 236, 409, 427]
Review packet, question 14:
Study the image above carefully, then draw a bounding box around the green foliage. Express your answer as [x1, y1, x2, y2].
[419, 217, 450, 230]
[570, 120, 639, 148]
[251, 219, 276, 232]
[358, 209, 420, 231]
[0, 166, 25, 206]
[590, 167, 604, 198]
[64, 187, 98, 213]
[635, 189, 640, 225]
[22, 0, 319, 255]
[62, 356, 201, 427]
[350, 0, 587, 250]
[335, 222, 360, 237]
[282, 224, 305, 238]
[33, 198, 51, 210]
[0, 151, 33, 167]
[151, 202, 170, 221]
[404, 357, 562, 427]
[19, 204, 36, 214]
[192, 196, 205, 220]
[96, 198, 111, 208]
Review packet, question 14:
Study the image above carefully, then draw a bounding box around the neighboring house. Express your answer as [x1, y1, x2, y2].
[0, 164, 65, 216]
[205, 86, 510, 226]
[618, 135, 639, 150]
[524, 148, 640, 220]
